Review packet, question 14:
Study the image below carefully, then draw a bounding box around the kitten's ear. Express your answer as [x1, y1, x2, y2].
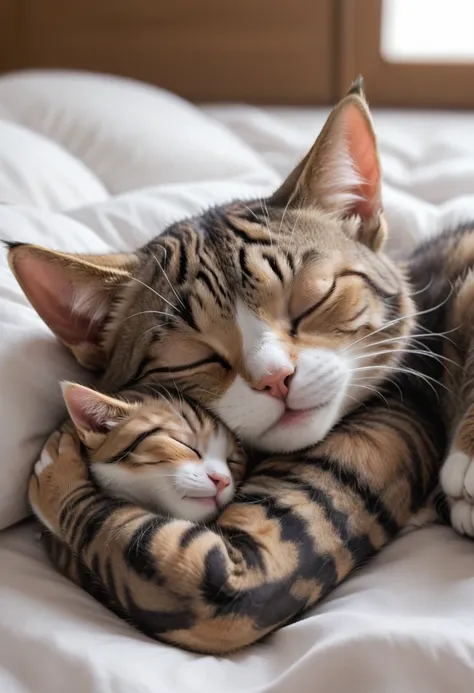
[7, 243, 140, 370]
[61, 382, 132, 447]
[270, 76, 385, 251]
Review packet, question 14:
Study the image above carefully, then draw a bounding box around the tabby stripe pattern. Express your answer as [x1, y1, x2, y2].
[42, 328, 446, 653]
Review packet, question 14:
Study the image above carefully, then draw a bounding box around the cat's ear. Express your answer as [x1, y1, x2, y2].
[7, 243, 140, 370]
[270, 76, 385, 251]
[61, 382, 132, 447]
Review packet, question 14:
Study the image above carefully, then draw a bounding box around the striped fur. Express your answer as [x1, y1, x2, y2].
[30, 331, 445, 652]
[408, 224, 474, 536]
[9, 78, 469, 652]
[8, 80, 412, 455]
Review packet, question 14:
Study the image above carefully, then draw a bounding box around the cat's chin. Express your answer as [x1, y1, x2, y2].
[152, 484, 235, 523]
[255, 399, 344, 453]
[131, 493, 226, 523]
[175, 497, 221, 522]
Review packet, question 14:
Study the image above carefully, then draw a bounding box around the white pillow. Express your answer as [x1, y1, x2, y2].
[0, 207, 98, 528]
[0, 120, 108, 211]
[0, 70, 274, 195]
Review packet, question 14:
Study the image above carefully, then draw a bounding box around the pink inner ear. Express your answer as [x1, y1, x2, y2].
[15, 253, 104, 345]
[345, 107, 380, 219]
[65, 386, 111, 434]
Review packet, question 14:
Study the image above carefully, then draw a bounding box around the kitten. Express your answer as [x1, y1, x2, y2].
[60, 382, 246, 522]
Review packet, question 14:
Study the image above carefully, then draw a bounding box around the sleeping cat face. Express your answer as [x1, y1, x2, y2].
[61, 383, 245, 522]
[8, 79, 415, 453]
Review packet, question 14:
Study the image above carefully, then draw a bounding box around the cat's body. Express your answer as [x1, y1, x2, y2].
[408, 223, 474, 536]
[9, 78, 474, 653]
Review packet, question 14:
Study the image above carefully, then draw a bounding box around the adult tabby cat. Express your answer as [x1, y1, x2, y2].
[9, 79, 462, 653]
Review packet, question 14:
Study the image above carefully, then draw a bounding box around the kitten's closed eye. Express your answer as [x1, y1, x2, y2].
[169, 437, 202, 459]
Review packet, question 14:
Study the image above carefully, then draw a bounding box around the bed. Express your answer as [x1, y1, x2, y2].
[1, 70, 474, 693]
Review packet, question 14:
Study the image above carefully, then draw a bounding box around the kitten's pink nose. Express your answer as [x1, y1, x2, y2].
[256, 366, 294, 400]
[208, 473, 230, 493]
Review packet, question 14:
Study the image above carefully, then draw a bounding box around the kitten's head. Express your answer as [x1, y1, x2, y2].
[61, 382, 245, 522]
[9, 79, 415, 452]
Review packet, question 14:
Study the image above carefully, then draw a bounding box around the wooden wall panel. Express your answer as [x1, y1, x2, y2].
[339, 0, 474, 109]
[2, 0, 336, 104]
[0, 0, 20, 73]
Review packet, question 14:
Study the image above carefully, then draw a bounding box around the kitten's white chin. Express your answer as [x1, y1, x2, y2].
[175, 495, 225, 522]
[152, 484, 234, 522]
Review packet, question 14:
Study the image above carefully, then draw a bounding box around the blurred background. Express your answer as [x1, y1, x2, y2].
[1, 0, 474, 109]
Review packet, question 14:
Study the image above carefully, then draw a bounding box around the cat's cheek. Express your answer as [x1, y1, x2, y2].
[211, 374, 284, 441]
[217, 483, 235, 511]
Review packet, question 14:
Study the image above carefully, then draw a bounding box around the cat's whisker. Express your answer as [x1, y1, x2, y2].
[351, 364, 457, 400]
[127, 523, 150, 556]
[407, 335, 457, 359]
[256, 198, 273, 249]
[343, 286, 456, 353]
[165, 379, 190, 421]
[352, 327, 461, 354]
[277, 195, 293, 250]
[408, 276, 433, 297]
[105, 510, 153, 547]
[137, 322, 167, 340]
[352, 347, 461, 371]
[234, 492, 268, 506]
[241, 203, 260, 221]
[353, 332, 441, 352]
[193, 386, 220, 399]
[259, 197, 271, 226]
[143, 384, 186, 424]
[351, 374, 404, 401]
[409, 322, 460, 344]
[285, 201, 305, 263]
[129, 275, 179, 314]
[345, 393, 364, 407]
[147, 246, 186, 310]
[351, 383, 390, 408]
[120, 309, 176, 326]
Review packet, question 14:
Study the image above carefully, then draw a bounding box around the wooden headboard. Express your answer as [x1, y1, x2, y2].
[0, 0, 337, 104]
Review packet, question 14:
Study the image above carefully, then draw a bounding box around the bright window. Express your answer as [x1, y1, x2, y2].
[382, 0, 474, 63]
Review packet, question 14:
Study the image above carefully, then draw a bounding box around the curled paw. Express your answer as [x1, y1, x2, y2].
[440, 448, 474, 537]
[450, 499, 474, 537]
[34, 431, 61, 478]
[28, 429, 88, 538]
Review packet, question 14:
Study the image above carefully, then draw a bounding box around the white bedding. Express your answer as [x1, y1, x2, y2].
[1, 70, 474, 693]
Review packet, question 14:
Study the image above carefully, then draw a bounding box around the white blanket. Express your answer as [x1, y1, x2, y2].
[1, 70, 474, 693]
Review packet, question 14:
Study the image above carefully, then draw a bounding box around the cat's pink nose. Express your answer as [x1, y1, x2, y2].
[256, 366, 294, 400]
[208, 473, 230, 493]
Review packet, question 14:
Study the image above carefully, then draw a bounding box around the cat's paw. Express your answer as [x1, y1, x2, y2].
[450, 499, 474, 537]
[34, 433, 59, 476]
[28, 430, 88, 538]
[440, 448, 474, 537]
